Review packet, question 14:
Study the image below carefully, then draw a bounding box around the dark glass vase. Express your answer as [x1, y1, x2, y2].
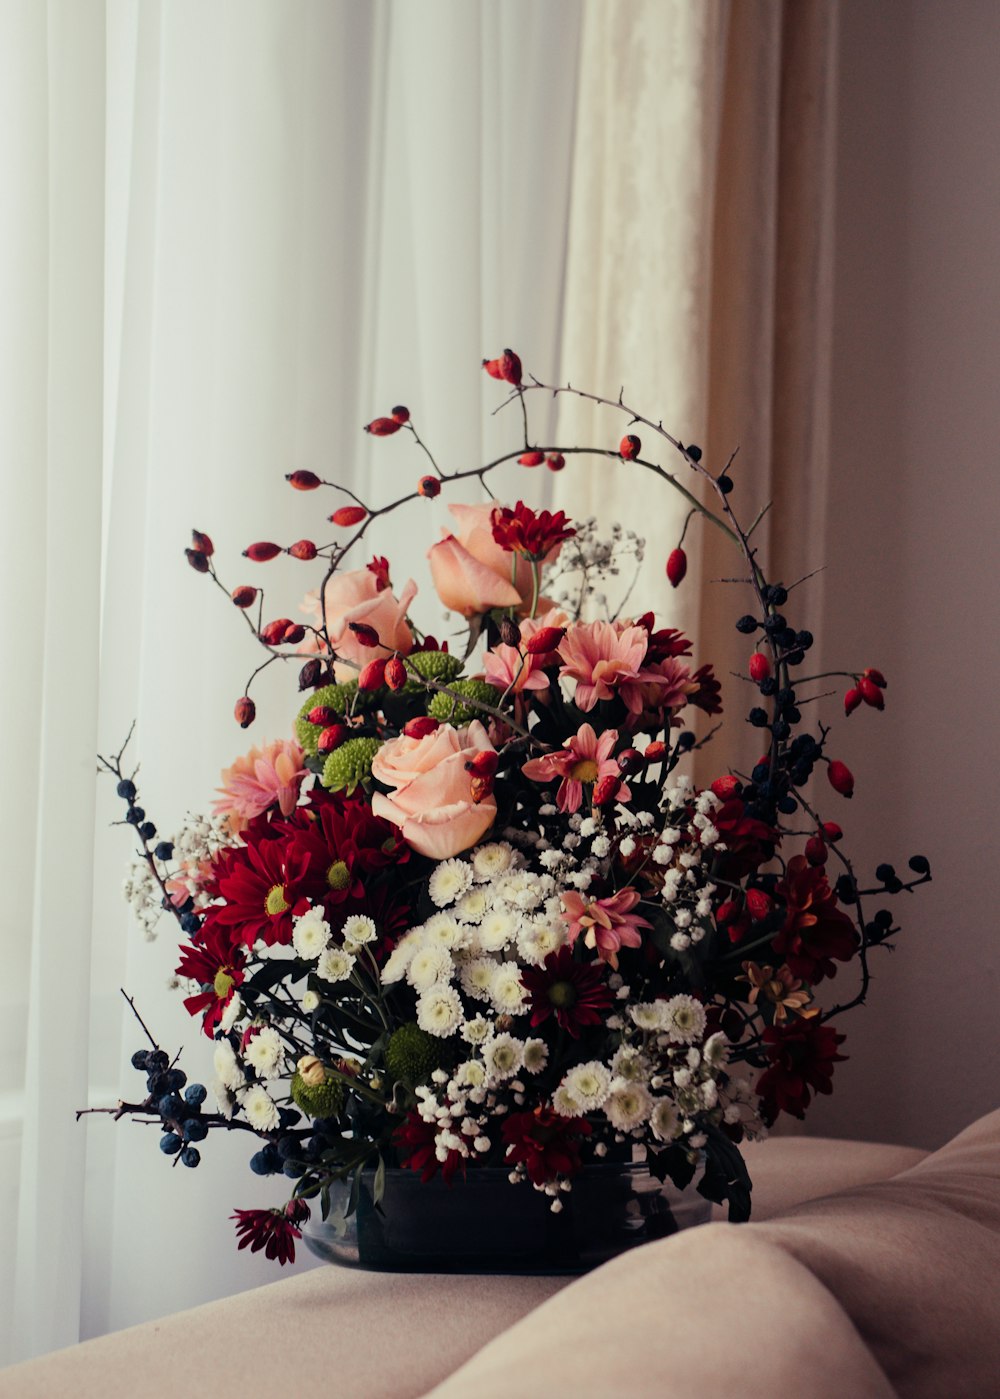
[302, 1163, 711, 1275]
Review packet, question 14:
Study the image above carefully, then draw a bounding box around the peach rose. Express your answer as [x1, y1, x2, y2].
[312, 567, 417, 681]
[428, 503, 547, 617]
[370, 721, 498, 859]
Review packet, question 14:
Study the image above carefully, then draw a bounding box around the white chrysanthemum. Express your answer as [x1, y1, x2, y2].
[453, 1059, 487, 1089]
[703, 1031, 729, 1069]
[472, 842, 515, 881]
[496, 870, 551, 911]
[212, 1079, 235, 1119]
[483, 1033, 524, 1081]
[552, 1085, 584, 1118]
[428, 859, 473, 907]
[416, 985, 464, 1038]
[478, 909, 518, 952]
[490, 962, 527, 1014]
[213, 1038, 244, 1092]
[317, 947, 356, 983]
[424, 912, 467, 950]
[341, 915, 377, 951]
[562, 1061, 612, 1111]
[517, 919, 566, 966]
[242, 1083, 281, 1132]
[219, 992, 244, 1035]
[650, 1098, 681, 1142]
[455, 887, 490, 923]
[611, 1045, 648, 1083]
[301, 988, 320, 1013]
[461, 1014, 491, 1045]
[662, 994, 707, 1045]
[523, 1039, 549, 1074]
[380, 931, 420, 985]
[407, 944, 454, 992]
[243, 1026, 285, 1080]
[604, 1081, 653, 1131]
[629, 1002, 664, 1031]
[459, 956, 497, 1001]
[292, 908, 331, 960]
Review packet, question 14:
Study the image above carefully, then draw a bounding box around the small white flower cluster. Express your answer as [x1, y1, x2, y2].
[212, 1025, 287, 1130]
[648, 781, 726, 952]
[122, 858, 162, 941]
[122, 812, 233, 940]
[548, 517, 646, 620]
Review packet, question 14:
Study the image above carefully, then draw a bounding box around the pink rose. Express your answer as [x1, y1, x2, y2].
[312, 568, 417, 682]
[429, 503, 560, 618]
[370, 721, 498, 859]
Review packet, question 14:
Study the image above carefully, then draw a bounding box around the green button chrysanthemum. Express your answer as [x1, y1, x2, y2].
[385, 1022, 439, 1086]
[294, 682, 362, 755]
[290, 1070, 344, 1120]
[320, 736, 382, 793]
[428, 679, 497, 726]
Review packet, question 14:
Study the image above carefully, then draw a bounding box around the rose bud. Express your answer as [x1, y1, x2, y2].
[518, 451, 545, 467]
[499, 348, 522, 386]
[748, 652, 771, 683]
[331, 505, 367, 526]
[317, 724, 349, 753]
[644, 740, 667, 762]
[482, 357, 504, 380]
[499, 616, 521, 647]
[822, 821, 843, 842]
[858, 675, 885, 709]
[805, 835, 828, 866]
[244, 541, 282, 562]
[843, 686, 862, 716]
[864, 667, 887, 688]
[710, 775, 741, 800]
[296, 1055, 326, 1087]
[288, 539, 318, 562]
[191, 529, 214, 557]
[231, 585, 258, 608]
[358, 658, 387, 690]
[384, 656, 407, 690]
[286, 469, 321, 491]
[261, 618, 294, 645]
[307, 705, 339, 726]
[546, 453, 566, 472]
[470, 774, 494, 804]
[364, 416, 402, 436]
[234, 696, 256, 728]
[391, 405, 410, 424]
[281, 622, 306, 645]
[592, 774, 620, 806]
[525, 625, 566, 655]
[298, 658, 323, 691]
[827, 759, 855, 798]
[666, 547, 687, 588]
[617, 748, 642, 775]
[418, 475, 441, 498]
[404, 716, 440, 739]
[185, 548, 209, 573]
[466, 750, 499, 779]
[745, 888, 772, 921]
[619, 434, 641, 460]
[348, 621, 381, 648]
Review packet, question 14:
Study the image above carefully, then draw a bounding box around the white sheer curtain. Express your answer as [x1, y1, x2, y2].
[4, 0, 581, 1363]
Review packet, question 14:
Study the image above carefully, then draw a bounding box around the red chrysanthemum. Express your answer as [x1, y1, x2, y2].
[205, 828, 314, 948]
[520, 947, 613, 1038]
[688, 662, 723, 716]
[502, 1107, 591, 1187]
[756, 1019, 847, 1123]
[281, 789, 409, 911]
[392, 1110, 466, 1184]
[490, 501, 576, 561]
[231, 1200, 310, 1265]
[771, 855, 859, 982]
[176, 923, 246, 1037]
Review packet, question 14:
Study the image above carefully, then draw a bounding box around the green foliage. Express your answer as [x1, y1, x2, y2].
[295, 682, 361, 754]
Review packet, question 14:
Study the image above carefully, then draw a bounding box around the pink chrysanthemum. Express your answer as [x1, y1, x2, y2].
[214, 740, 307, 833]
[521, 723, 630, 813]
[559, 887, 652, 968]
[557, 621, 657, 712]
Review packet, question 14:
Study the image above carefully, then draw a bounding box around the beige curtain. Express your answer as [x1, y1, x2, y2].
[556, 0, 837, 779]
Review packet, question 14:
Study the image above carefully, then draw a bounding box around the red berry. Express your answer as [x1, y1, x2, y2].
[666, 547, 687, 588]
[331, 506, 367, 526]
[281, 623, 305, 645]
[469, 774, 494, 804]
[643, 740, 667, 762]
[384, 656, 407, 690]
[244, 542, 282, 562]
[619, 434, 641, 460]
[391, 405, 410, 424]
[358, 658, 387, 691]
[822, 821, 843, 842]
[231, 586, 257, 608]
[858, 676, 885, 709]
[307, 705, 338, 727]
[287, 470, 321, 491]
[745, 888, 772, 921]
[261, 618, 294, 646]
[827, 760, 855, 798]
[317, 724, 349, 753]
[466, 750, 499, 779]
[403, 716, 440, 739]
[185, 548, 209, 573]
[710, 775, 740, 800]
[844, 687, 862, 716]
[592, 774, 621, 806]
[482, 357, 504, 381]
[418, 476, 441, 498]
[518, 451, 545, 467]
[864, 667, 887, 688]
[748, 652, 771, 683]
[234, 696, 256, 728]
[288, 539, 317, 561]
[805, 835, 828, 866]
[499, 349, 522, 386]
[525, 626, 566, 655]
[348, 621, 380, 648]
[191, 529, 214, 557]
[364, 417, 402, 436]
[546, 453, 566, 472]
[617, 748, 642, 775]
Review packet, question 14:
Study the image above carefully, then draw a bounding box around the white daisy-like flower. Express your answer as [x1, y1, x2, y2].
[241, 1083, 281, 1132]
[611, 1045, 648, 1083]
[455, 887, 490, 923]
[472, 842, 515, 881]
[213, 1038, 244, 1092]
[459, 957, 497, 1001]
[342, 915, 377, 950]
[453, 1059, 487, 1089]
[461, 1014, 491, 1044]
[301, 988, 320, 1013]
[517, 918, 566, 966]
[478, 909, 518, 952]
[701, 1080, 718, 1109]
[317, 947, 356, 983]
[650, 1098, 681, 1142]
[243, 1026, 285, 1080]
[552, 1085, 584, 1118]
[604, 1081, 653, 1132]
[416, 985, 464, 1038]
[483, 1033, 524, 1081]
[292, 907, 331, 960]
[428, 858, 473, 907]
[424, 912, 467, 950]
[380, 931, 420, 985]
[496, 870, 551, 911]
[703, 1031, 729, 1069]
[523, 1039, 549, 1074]
[219, 992, 244, 1034]
[629, 1002, 664, 1031]
[407, 944, 454, 992]
[212, 1079, 235, 1120]
[561, 1061, 612, 1111]
[662, 994, 707, 1045]
[490, 962, 527, 1014]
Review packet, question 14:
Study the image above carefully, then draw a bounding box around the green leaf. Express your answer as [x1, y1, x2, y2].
[373, 1154, 386, 1208]
[696, 1125, 752, 1222]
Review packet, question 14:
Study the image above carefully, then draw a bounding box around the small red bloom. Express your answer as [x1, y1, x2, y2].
[711, 775, 740, 801]
[176, 925, 246, 1037]
[287, 469, 321, 491]
[365, 416, 402, 436]
[490, 502, 576, 561]
[231, 1203, 309, 1265]
[367, 556, 391, 590]
[331, 505, 367, 526]
[666, 547, 687, 588]
[827, 760, 855, 798]
[619, 434, 641, 460]
[502, 1107, 591, 1187]
[757, 1019, 847, 1122]
[771, 854, 859, 982]
[521, 946, 613, 1038]
[689, 663, 723, 716]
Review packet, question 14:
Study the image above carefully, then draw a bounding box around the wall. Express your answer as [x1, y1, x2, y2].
[807, 0, 1000, 1148]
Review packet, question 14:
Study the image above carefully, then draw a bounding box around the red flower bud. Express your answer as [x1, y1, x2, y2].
[827, 759, 855, 798]
[666, 547, 687, 588]
[619, 434, 641, 460]
[470, 774, 494, 804]
[858, 676, 885, 709]
[331, 505, 367, 527]
[498, 616, 522, 648]
[391, 405, 410, 424]
[308, 705, 339, 727]
[384, 656, 407, 691]
[404, 716, 440, 739]
[644, 740, 667, 762]
[348, 621, 381, 648]
[592, 774, 620, 806]
[863, 667, 887, 688]
[286, 469, 321, 491]
[710, 775, 741, 800]
[822, 821, 843, 842]
[546, 453, 566, 472]
[244, 541, 281, 562]
[185, 548, 210, 573]
[748, 652, 771, 683]
[358, 658, 387, 691]
[418, 476, 441, 498]
[281, 623, 306, 645]
[288, 539, 317, 561]
[518, 451, 545, 467]
[191, 529, 214, 557]
[525, 625, 566, 655]
[364, 417, 402, 436]
[844, 687, 862, 716]
[231, 585, 258, 608]
[466, 750, 499, 779]
[234, 696, 256, 728]
[745, 888, 772, 921]
[617, 748, 642, 775]
[499, 348, 522, 386]
[317, 724, 349, 753]
[805, 835, 828, 866]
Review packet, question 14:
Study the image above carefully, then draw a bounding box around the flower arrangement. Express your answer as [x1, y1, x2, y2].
[88, 351, 930, 1268]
